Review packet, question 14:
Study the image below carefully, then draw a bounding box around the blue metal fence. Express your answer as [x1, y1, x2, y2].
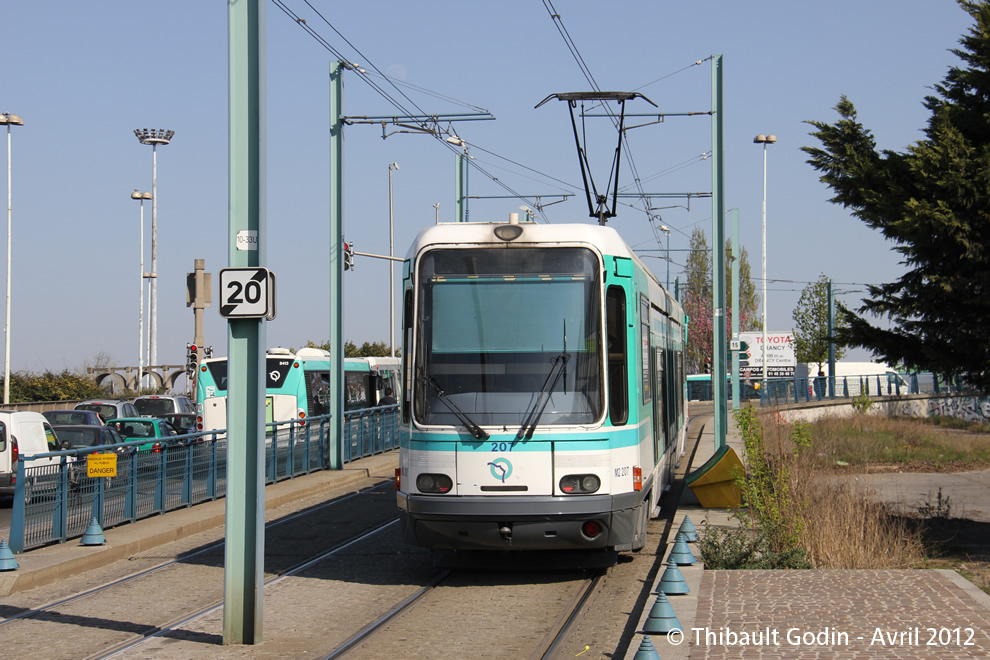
[7, 405, 399, 553]
[688, 373, 966, 405]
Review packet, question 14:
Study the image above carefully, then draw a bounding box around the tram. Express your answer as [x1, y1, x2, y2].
[396, 218, 687, 555]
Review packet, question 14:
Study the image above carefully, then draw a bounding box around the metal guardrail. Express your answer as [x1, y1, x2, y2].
[759, 373, 967, 406]
[7, 405, 399, 553]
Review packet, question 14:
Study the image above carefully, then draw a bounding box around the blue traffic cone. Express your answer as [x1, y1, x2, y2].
[668, 532, 696, 565]
[678, 515, 698, 542]
[658, 557, 689, 595]
[643, 592, 682, 634]
[81, 517, 106, 545]
[0, 539, 18, 571]
[632, 635, 661, 660]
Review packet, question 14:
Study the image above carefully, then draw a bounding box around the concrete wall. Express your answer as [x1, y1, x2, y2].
[770, 393, 990, 425]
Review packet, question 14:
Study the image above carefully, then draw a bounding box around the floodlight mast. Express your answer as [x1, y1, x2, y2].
[536, 91, 656, 225]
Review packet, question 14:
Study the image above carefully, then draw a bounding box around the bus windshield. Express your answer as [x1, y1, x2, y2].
[414, 247, 603, 428]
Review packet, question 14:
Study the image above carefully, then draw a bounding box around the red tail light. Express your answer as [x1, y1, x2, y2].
[152, 442, 162, 453]
[10, 438, 17, 484]
[632, 466, 643, 491]
[582, 520, 602, 538]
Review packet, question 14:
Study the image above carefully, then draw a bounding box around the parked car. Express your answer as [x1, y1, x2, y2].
[133, 395, 197, 417]
[75, 399, 139, 421]
[105, 417, 180, 451]
[161, 413, 198, 435]
[52, 424, 131, 484]
[43, 409, 105, 426]
[0, 411, 59, 496]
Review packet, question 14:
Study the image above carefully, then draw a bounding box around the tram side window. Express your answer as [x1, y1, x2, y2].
[606, 286, 628, 426]
[403, 289, 412, 424]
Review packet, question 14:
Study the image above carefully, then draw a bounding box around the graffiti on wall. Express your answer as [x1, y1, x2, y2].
[926, 396, 990, 423]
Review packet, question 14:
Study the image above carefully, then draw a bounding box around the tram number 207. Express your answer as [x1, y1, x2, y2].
[490, 442, 518, 452]
[614, 466, 630, 478]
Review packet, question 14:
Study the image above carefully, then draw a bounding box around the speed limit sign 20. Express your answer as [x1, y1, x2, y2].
[219, 267, 276, 320]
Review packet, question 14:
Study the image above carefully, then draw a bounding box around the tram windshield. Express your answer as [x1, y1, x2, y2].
[415, 247, 603, 428]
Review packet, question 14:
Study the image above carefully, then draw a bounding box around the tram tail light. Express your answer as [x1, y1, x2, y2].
[632, 466, 643, 491]
[298, 409, 307, 427]
[394, 467, 401, 490]
[581, 520, 602, 539]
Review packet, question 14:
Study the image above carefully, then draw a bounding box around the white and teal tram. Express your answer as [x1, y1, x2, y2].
[396, 219, 687, 554]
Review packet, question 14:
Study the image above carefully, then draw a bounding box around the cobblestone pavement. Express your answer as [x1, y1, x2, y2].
[683, 569, 990, 659]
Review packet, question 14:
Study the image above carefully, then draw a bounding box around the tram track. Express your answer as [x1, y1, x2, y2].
[0, 479, 401, 660]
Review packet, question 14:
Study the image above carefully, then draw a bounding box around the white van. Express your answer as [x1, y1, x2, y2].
[0, 411, 59, 496]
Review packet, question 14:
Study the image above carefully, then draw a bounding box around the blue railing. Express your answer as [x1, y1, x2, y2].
[7, 405, 399, 553]
[758, 373, 967, 406]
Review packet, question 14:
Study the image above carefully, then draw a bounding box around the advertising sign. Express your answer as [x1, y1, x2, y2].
[738, 332, 796, 379]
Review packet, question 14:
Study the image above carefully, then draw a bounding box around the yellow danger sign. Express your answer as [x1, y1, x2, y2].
[87, 453, 117, 478]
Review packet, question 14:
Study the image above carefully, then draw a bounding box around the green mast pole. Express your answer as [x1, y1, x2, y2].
[329, 62, 345, 468]
[731, 208, 740, 410]
[224, 0, 266, 644]
[711, 55, 727, 449]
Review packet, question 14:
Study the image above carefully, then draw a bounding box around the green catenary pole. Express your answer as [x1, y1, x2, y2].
[730, 208, 740, 410]
[329, 62, 345, 468]
[711, 56, 727, 449]
[224, 0, 266, 644]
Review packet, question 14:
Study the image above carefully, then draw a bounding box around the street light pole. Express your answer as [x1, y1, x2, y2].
[1, 112, 24, 405]
[659, 224, 671, 290]
[131, 190, 151, 391]
[134, 129, 174, 374]
[754, 133, 776, 398]
[388, 162, 399, 357]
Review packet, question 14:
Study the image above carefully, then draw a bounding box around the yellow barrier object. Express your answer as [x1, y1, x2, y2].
[685, 445, 743, 508]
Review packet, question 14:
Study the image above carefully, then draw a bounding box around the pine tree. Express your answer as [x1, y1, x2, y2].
[802, 0, 990, 388]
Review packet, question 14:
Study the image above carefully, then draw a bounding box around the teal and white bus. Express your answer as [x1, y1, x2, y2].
[195, 348, 400, 432]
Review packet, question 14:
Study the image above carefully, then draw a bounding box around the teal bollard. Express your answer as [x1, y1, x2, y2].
[632, 635, 661, 660]
[643, 592, 682, 634]
[668, 532, 696, 565]
[658, 557, 689, 595]
[81, 517, 106, 546]
[0, 539, 19, 571]
[678, 515, 698, 542]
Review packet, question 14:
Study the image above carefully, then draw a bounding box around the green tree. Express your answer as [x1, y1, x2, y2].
[792, 274, 847, 371]
[306, 339, 398, 357]
[4, 370, 105, 403]
[802, 0, 990, 388]
[681, 228, 761, 373]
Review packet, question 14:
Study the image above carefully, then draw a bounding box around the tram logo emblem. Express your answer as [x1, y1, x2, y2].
[269, 370, 281, 382]
[488, 458, 512, 483]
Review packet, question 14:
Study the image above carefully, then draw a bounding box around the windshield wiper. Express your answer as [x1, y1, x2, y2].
[423, 377, 490, 440]
[517, 353, 569, 440]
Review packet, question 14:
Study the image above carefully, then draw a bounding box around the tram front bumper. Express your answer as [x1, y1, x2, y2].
[397, 492, 639, 551]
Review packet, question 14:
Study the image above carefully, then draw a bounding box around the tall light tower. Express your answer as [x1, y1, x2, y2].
[388, 162, 399, 357]
[134, 128, 174, 373]
[754, 133, 776, 398]
[131, 190, 152, 390]
[1, 112, 24, 405]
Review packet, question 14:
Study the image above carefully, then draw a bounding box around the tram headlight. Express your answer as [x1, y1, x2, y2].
[559, 473, 601, 494]
[493, 224, 523, 241]
[416, 473, 453, 494]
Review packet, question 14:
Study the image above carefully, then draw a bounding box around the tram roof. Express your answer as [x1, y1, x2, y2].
[405, 221, 640, 261]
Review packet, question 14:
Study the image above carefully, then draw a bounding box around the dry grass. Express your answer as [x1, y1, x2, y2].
[798, 482, 925, 569]
[754, 412, 931, 569]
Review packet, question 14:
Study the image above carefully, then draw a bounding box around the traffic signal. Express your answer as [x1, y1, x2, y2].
[704, 356, 712, 374]
[343, 241, 354, 271]
[186, 343, 198, 372]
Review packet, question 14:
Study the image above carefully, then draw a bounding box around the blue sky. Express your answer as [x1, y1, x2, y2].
[0, 1, 976, 379]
